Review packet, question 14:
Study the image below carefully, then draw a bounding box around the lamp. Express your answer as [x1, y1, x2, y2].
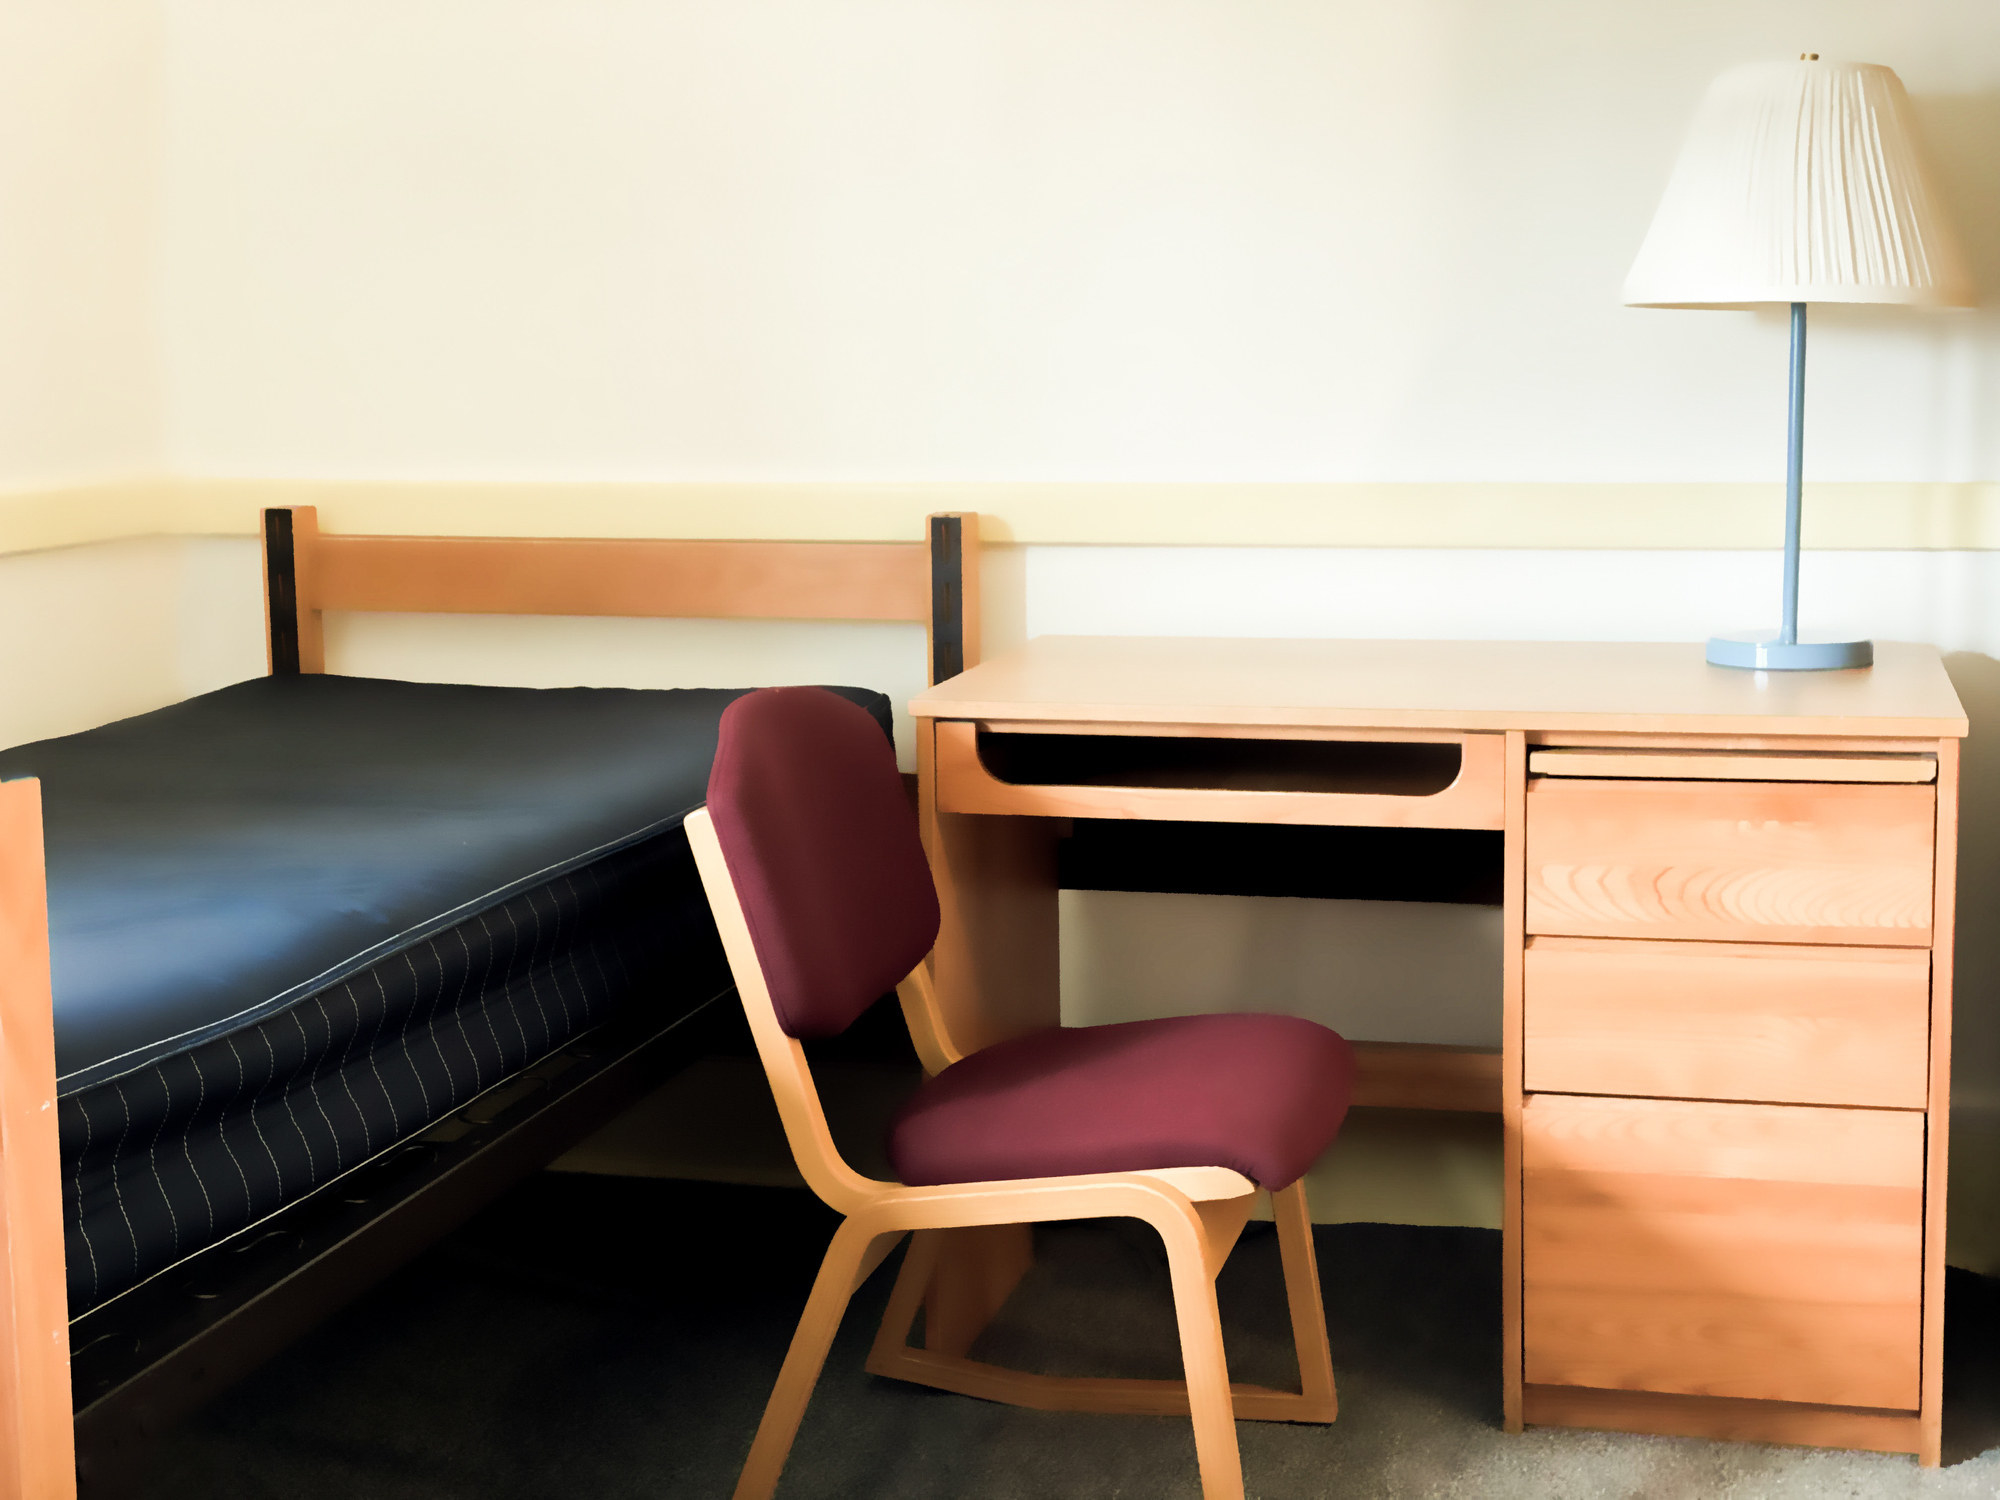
[1626, 57, 1975, 670]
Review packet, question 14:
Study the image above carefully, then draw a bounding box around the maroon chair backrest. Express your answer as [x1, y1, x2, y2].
[707, 687, 941, 1039]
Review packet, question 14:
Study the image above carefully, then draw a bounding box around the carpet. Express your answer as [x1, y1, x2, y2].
[135, 1173, 2000, 1499]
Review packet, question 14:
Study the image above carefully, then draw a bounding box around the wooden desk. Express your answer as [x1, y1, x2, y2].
[909, 636, 1968, 1465]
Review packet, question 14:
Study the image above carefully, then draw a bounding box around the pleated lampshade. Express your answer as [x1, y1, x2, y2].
[1625, 59, 1974, 309]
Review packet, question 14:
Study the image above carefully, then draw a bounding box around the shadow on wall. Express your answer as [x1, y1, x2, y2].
[1915, 91, 2000, 481]
[1944, 653, 2000, 1273]
[1915, 93, 2000, 298]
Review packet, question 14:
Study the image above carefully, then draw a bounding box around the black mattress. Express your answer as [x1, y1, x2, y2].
[0, 674, 892, 1314]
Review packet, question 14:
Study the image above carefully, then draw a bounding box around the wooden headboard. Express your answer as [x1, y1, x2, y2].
[260, 507, 981, 687]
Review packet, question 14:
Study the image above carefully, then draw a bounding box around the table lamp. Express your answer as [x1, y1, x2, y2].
[1625, 56, 1975, 670]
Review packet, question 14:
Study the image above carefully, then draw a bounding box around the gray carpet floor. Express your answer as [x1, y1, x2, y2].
[134, 1174, 2000, 1499]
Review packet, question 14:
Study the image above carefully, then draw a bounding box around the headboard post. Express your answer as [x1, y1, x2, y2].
[261, 507, 325, 675]
[926, 512, 981, 685]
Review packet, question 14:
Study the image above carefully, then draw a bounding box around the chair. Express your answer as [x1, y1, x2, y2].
[686, 686, 1358, 1500]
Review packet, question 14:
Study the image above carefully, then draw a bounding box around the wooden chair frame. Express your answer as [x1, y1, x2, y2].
[686, 805, 1338, 1500]
[0, 508, 980, 1500]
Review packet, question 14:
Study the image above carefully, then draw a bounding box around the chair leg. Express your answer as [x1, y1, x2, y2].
[734, 1216, 883, 1500]
[1158, 1212, 1246, 1500]
[867, 1227, 943, 1372]
[867, 1195, 1333, 1427]
[1271, 1179, 1338, 1419]
[923, 1223, 1035, 1357]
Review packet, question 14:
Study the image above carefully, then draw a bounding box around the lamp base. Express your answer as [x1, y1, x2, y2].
[1705, 633, 1873, 671]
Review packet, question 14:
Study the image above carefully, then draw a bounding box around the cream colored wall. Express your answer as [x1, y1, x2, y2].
[153, 1, 2000, 484]
[0, 539, 183, 750]
[11, 1, 2000, 1244]
[0, 0, 161, 488]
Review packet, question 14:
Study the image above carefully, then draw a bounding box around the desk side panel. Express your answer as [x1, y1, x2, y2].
[1502, 731, 1527, 1431]
[1920, 736, 1958, 1466]
[921, 722, 1062, 1055]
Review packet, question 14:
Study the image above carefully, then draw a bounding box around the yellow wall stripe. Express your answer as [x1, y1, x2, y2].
[5, 477, 2000, 553]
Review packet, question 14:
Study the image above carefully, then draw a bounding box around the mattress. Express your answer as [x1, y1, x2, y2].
[0, 674, 892, 1313]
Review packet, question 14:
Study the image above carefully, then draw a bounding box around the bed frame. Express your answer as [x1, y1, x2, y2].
[0, 506, 980, 1500]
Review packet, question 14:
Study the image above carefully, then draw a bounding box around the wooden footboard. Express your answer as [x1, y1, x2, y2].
[0, 779, 73, 1500]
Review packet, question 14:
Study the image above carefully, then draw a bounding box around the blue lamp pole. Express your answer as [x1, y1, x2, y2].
[1703, 301, 1872, 672]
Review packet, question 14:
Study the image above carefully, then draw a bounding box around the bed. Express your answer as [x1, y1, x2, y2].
[0, 506, 979, 1498]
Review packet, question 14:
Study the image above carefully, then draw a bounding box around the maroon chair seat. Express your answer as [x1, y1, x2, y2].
[888, 1012, 1355, 1190]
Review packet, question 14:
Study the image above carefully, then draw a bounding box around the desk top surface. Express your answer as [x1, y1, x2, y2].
[911, 637, 1969, 739]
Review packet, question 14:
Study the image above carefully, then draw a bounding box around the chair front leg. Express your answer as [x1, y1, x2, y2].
[1271, 1179, 1337, 1419]
[1154, 1206, 1247, 1500]
[734, 1216, 889, 1500]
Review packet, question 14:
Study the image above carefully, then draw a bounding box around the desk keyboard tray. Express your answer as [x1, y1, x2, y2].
[936, 722, 1506, 830]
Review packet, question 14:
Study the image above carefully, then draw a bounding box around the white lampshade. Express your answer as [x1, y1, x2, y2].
[1625, 59, 1974, 309]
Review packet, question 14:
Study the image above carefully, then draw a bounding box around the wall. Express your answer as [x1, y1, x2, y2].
[0, 0, 161, 488]
[154, 0, 2000, 486]
[10, 1, 2000, 1247]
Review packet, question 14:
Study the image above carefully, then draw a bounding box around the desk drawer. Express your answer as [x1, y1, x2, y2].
[1524, 938, 1930, 1108]
[1525, 779, 1935, 945]
[1523, 1094, 1924, 1410]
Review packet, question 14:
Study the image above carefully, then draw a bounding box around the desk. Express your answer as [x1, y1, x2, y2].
[909, 636, 1968, 1465]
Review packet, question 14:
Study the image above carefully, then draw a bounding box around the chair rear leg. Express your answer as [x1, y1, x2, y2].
[734, 1216, 882, 1500]
[1272, 1180, 1337, 1419]
[1158, 1216, 1246, 1500]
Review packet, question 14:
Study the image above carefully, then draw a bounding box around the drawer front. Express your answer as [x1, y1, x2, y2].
[1526, 778, 1935, 946]
[1524, 938, 1931, 1108]
[1523, 1094, 1924, 1410]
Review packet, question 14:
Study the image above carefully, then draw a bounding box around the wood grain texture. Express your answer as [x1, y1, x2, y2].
[1528, 748, 1936, 783]
[1501, 731, 1528, 1433]
[909, 637, 1968, 739]
[1349, 1043, 1501, 1112]
[934, 720, 1506, 830]
[1522, 1384, 1922, 1456]
[867, 1183, 1336, 1427]
[906, 635, 1968, 1460]
[1523, 938, 1930, 1108]
[1522, 1094, 1923, 1410]
[1525, 778, 1935, 945]
[1529, 732, 1942, 753]
[310, 533, 931, 623]
[0, 781, 76, 1500]
[1920, 735, 1959, 1466]
[290, 507, 325, 672]
[919, 722, 1063, 1058]
[922, 1224, 1032, 1359]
